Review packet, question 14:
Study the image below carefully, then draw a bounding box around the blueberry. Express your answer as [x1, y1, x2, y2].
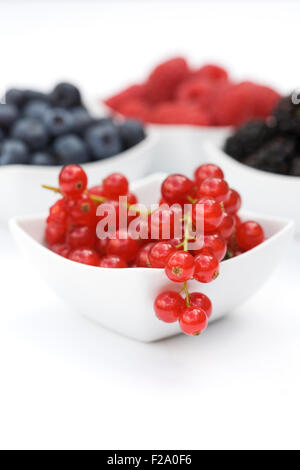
[118, 119, 145, 150]
[85, 123, 122, 160]
[31, 151, 57, 166]
[23, 100, 50, 120]
[53, 134, 89, 164]
[50, 82, 81, 108]
[23, 89, 49, 104]
[5, 88, 27, 108]
[43, 108, 74, 136]
[0, 139, 29, 165]
[71, 106, 93, 132]
[0, 128, 4, 142]
[11, 117, 49, 150]
[0, 104, 19, 129]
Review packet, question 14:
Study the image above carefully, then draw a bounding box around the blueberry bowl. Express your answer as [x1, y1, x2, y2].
[0, 83, 157, 223]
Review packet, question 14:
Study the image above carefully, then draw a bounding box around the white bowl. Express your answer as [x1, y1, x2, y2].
[0, 131, 157, 224]
[9, 173, 294, 342]
[97, 99, 232, 176]
[204, 140, 300, 232]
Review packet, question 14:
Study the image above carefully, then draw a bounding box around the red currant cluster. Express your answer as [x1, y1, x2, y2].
[44, 163, 265, 336]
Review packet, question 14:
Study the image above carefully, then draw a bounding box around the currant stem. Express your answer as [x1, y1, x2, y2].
[183, 281, 190, 307]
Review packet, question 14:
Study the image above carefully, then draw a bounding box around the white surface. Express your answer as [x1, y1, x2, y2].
[204, 141, 300, 232]
[10, 173, 294, 341]
[1, 0, 300, 451]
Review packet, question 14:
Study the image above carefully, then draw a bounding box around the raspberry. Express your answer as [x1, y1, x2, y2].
[104, 84, 145, 111]
[118, 99, 150, 122]
[144, 57, 189, 104]
[150, 102, 211, 126]
[176, 78, 215, 110]
[190, 64, 229, 83]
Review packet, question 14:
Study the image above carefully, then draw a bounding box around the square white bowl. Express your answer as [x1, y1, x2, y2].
[0, 131, 157, 224]
[9, 173, 294, 342]
[204, 140, 300, 232]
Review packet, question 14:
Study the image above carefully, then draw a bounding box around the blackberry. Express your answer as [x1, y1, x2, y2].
[243, 137, 296, 175]
[290, 157, 300, 176]
[224, 120, 275, 161]
[273, 95, 300, 135]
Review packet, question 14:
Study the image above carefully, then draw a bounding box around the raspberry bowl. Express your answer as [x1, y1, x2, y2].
[10, 173, 294, 342]
[204, 140, 300, 232]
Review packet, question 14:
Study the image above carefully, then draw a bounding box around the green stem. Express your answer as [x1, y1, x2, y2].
[183, 282, 190, 307]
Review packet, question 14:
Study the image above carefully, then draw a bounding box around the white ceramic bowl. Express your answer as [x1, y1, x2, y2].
[97, 100, 232, 176]
[10, 173, 294, 342]
[204, 140, 300, 232]
[0, 131, 157, 224]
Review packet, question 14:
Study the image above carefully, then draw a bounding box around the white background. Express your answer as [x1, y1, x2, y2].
[1, 0, 300, 450]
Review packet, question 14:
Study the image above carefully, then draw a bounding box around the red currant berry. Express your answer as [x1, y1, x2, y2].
[127, 192, 138, 205]
[194, 249, 219, 283]
[95, 238, 108, 256]
[161, 174, 194, 204]
[192, 197, 223, 233]
[165, 251, 195, 283]
[106, 230, 140, 262]
[68, 248, 100, 266]
[103, 173, 129, 199]
[202, 233, 227, 262]
[189, 292, 212, 318]
[179, 306, 208, 335]
[48, 198, 68, 225]
[59, 164, 87, 199]
[236, 221, 265, 251]
[234, 214, 242, 227]
[194, 163, 224, 185]
[66, 225, 95, 249]
[100, 255, 128, 268]
[45, 221, 66, 246]
[154, 291, 185, 323]
[149, 206, 182, 240]
[148, 241, 175, 268]
[224, 189, 241, 214]
[136, 242, 155, 268]
[66, 193, 96, 226]
[217, 213, 235, 240]
[89, 185, 107, 199]
[198, 177, 229, 203]
[51, 243, 70, 258]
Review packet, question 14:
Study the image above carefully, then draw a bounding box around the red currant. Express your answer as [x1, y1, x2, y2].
[234, 214, 242, 227]
[224, 189, 241, 214]
[68, 248, 100, 266]
[149, 206, 182, 240]
[161, 174, 194, 204]
[106, 229, 140, 262]
[45, 221, 66, 246]
[192, 197, 223, 233]
[89, 185, 107, 199]
[59, 164, 87, 199]
[194, 163, 224, 185]
[148, 241, 175, 268]
[165, 251, 195, 283]
[136, 242, 155, 268]
[95, 238, 108, 256]
[194, 249, 219, 283]
[51, 243, 70, 258]
[66, 193, 96, 226]
[154, 291, 185, 323]
[103, 173, 129, 199]
[198, 177, 229, 203]
[236, 221, 265, 251]
[66, 225, 95, 249]
[202, 233, 227, 262]
[100, 255, 128, 268]
[217, 213, 235, 240]
[189, 292, 212, 318]
[179, 306, 208, 335]
[48, 198, 68, 225]
[127, 192, 138, 205]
